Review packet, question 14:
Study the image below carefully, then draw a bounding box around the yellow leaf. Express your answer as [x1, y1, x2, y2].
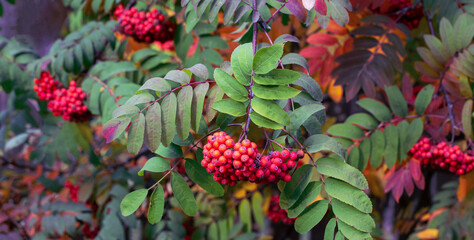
[233, 188, 247, 199]
[416, 229, 438, 239]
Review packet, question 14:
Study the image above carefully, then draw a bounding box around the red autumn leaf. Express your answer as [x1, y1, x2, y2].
[315, 0, 327, 15]
[299, 46, 328, 58]
[307, 33, 339, 45]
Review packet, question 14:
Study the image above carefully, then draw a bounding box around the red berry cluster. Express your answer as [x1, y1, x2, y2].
[372, 0, 423, 29]
[409, 137, 474, 175]
[34, 72, 90, 122]
[34, 71, 61, 101]
[201, 131, 303, 186]
[65, 180, 79, 202]
[113, 5, 176, 43]
[267, 195, 296, 224]
[82, 222, 99, 239]
[47, 80, 90, 122]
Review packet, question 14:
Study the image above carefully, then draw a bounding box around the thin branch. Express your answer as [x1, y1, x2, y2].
[89, 75, 119, 104]
[265, 0, 288, 24]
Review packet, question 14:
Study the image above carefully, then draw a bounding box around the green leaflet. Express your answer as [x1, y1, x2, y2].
[304, 134, 346, 160]
[251, 97, 290, 125]
[324, 218, 337, 240]
[231, 44, 251, 85]
[397, 120, 409, 160]
[253, 69, 300, 85]
[280, 164, 313, 209]
[239, 199, 251, 232]
[369, 129, 385, 169]
[113, 105, 139, 118]
[206, 85, 224, 122]
[121, 189, 148, 217]
[288, 104, 325, 132]
[160, 93, 177, 147]
[331, 199, 375, 233]
[357, 98, 392, 122]
[384, 124, 398, 168]
[324, 178, 372, 213]
[414, 85, 435, 115]
[253, 44, 284, 74]
[249, 112, 283, 129]
[237, 43, 253, 76]
[347, 146, 360, 169]
[385, 86, 408, 117]
[287, 181, 322, 218]
[176, 86, 193, 140]
[345, 113, 379, 130]
[337, 220, 372, 240]
[359, 137, 371, 171]
[171, 172, 197, 216]
[327, 123, 365, 139]
[251, 192, 264, 229]
[212, 99, 247, 117]
[214, 68, 248, 102]
[145, 103, 162, 152]
[127, 113, 145, 155]
[125, 92, 154, 105]
[139, 77, 172, 92]
[103, 116, 131, 143]
[252, 84, 301, 100]
[294, 200, 329, 234]
[405, 118, 423, 152]
[191, 83, 209, 132]
[315, 156, 369, 190]
[185, 159, 224, 196]
[138, 157, 170, 176]
[148, 185, 165, 224]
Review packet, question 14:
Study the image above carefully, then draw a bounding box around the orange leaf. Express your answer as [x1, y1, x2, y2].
[416, 229, 439, 239]
[328, 80, 343, 103]
[458, 170, 474, 201]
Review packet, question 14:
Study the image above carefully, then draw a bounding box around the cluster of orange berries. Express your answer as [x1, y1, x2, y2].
[114, 5, 176, 44]
[409, 137, 474, 175]
[34, 72, 90, 122]
[201, 131, 303, 186]
[267, 195, 296, 224]
[64, 180, 79, 202]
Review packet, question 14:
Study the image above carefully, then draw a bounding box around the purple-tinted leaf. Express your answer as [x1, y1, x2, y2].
[286, 0, 307, 22]
[103, 116, 131, 143]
